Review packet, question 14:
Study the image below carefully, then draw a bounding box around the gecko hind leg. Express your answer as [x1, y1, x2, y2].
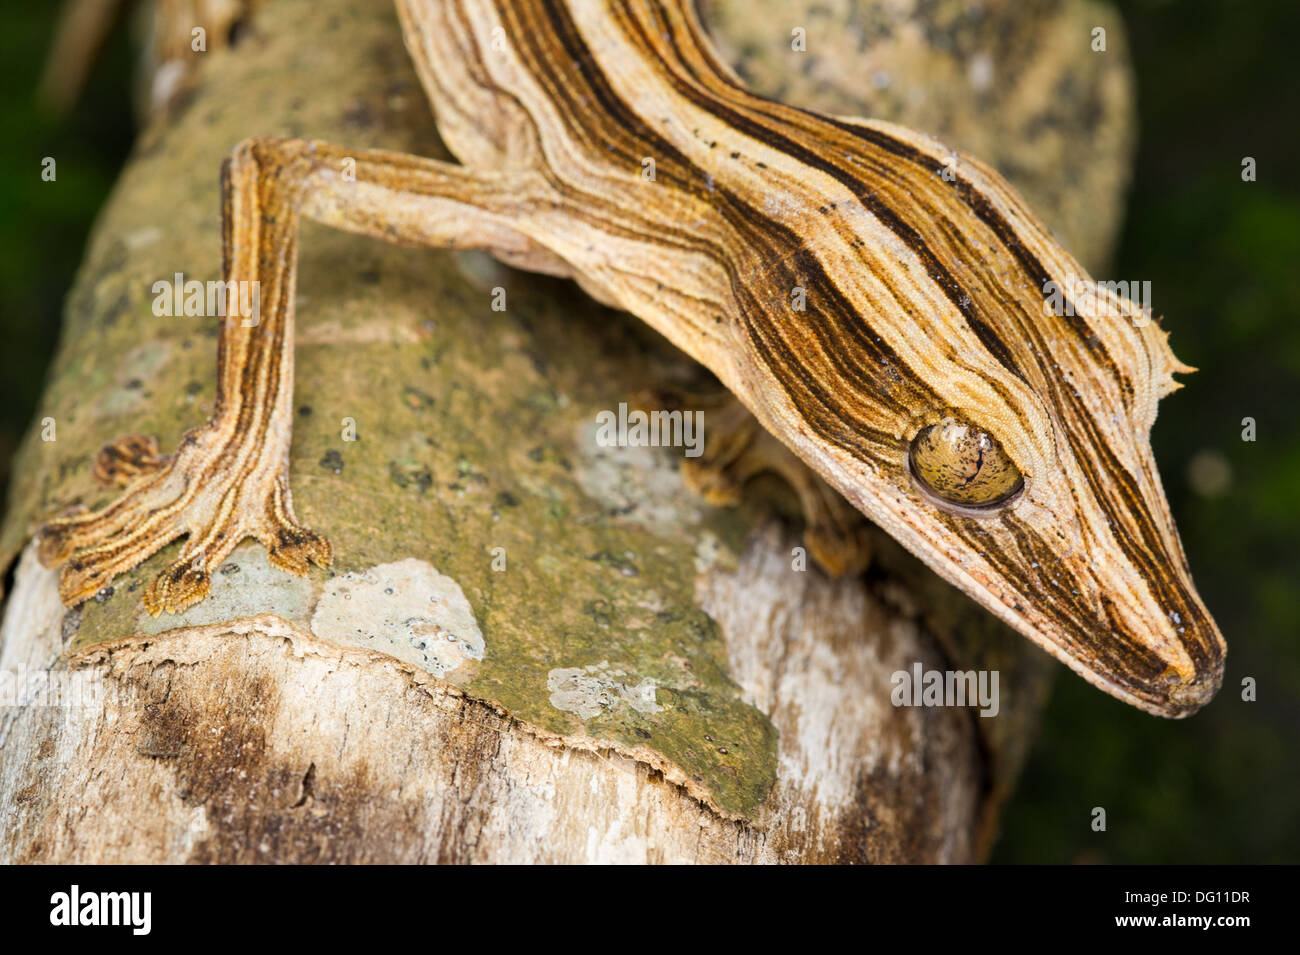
[649, 389, 874, 576]
[38, 137, 547, 613]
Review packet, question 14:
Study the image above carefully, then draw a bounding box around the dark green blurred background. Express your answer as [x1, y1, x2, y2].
[2, 2, 1295, 862]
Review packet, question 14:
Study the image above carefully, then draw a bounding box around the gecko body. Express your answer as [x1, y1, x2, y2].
[39, 0, 1225, 716]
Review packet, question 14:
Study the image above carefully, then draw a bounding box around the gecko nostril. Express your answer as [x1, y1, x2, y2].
[908, 416, 1024, 513]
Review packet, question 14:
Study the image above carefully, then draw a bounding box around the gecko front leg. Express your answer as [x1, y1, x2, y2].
[39, 138, 549, 613]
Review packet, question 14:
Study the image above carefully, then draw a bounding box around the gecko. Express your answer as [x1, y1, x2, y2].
[37, 0, 1225, 717]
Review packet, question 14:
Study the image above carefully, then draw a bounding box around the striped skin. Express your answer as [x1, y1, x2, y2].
[398, 0, 1223, 715]
[39, 0, 1223, 716]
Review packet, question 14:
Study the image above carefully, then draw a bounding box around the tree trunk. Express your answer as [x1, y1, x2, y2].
[0, 0, 1133, 863]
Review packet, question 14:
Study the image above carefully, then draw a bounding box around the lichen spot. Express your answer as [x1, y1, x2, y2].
[310, 559, 484, 679]
[547, 662, 662, 721]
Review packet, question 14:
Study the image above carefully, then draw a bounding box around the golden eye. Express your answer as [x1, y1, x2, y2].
[908, 417, 1024, 512]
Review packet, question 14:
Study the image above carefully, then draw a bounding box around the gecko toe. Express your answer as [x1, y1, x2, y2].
[36, 507, 91, 566]
[54, 521, 186, 607]
[144, 557, 212, 616]
[261, 477, 332, 575]
[266, 525, 332, 576]
[669, 389, 874, 577]
[681, 457, 745, 506]
[93, 434, 170, 487]
[56, 555, 113, 607]
[803, 516, 873, 578]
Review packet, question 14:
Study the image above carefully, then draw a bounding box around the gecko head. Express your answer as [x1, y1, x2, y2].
[784, 298, 1228, 716]
[822, 286, 1224, 716]
[740, 158, 1226, 718]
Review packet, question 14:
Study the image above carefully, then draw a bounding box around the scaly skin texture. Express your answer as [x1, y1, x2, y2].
[37, 0, 1223, 716]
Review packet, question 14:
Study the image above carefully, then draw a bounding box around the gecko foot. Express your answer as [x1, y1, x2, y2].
[38, 422, 331, 613]
[642, 388, 874, 576]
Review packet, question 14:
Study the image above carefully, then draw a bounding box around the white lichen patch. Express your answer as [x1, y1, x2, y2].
[310, 559, 484, 679]
[573, 419, 704, 532]
[547, 661, 662, 721]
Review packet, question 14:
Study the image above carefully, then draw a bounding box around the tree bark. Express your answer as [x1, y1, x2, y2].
[0, 0, 1133, 863]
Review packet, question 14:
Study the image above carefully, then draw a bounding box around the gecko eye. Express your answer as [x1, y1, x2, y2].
[907, 417, 1024, 513]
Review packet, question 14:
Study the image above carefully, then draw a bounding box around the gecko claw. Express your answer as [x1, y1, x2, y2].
[54, 555, 114, 607]
[266, 532, 333, 576]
